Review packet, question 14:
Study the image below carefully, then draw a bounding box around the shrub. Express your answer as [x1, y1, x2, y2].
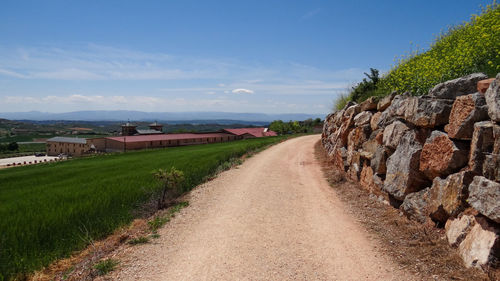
[152, 167, 185, 209]
[350, 68, 380, 101]
[337, 2, 499, 109]
[93, 259, 119, 276]
[7, 142, 19, 151]
[383, 2, 499, 95]
[127, 236, 150, 245]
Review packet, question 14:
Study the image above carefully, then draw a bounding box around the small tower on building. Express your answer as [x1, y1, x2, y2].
[149, 121, 163, 133]
[121, 122, 138, 136]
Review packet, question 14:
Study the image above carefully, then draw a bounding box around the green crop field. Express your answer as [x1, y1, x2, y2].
[0, 136, 288, 280]
[0, 143, 47, 159]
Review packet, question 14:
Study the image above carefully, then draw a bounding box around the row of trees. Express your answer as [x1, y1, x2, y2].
[0, 142, 19, 152]
[269, 118, 322, 135]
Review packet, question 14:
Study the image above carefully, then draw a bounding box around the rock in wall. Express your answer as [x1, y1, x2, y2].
[321, 73, 500, 269]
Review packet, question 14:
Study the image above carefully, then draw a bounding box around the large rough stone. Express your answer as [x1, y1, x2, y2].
[478, 78, 495, 94]
[370, 111, 382, 131]
[483, 154, 500, 182]
[458, 217, 499, 268]
[371, 146, 389, 175]
[347, 125, 371, 159]
[427, 171, 474, 223]
[377, 91, 397, 111]
[400, 188, 432, 224]
[468, 121, 495, 174]
[483, 124, 500, 181]
[360, 138, 379, 160]
[468, 176, 500, 223]
[360, 96, 379, 111]
[353, 111, 373, 127]
[419, 131, 469, 180]
[329, 146, 345, 173]
[325, 104, 361, 151]
[382, 121, 410, 150]
[372, 174, 385, 194]
[326, 115, 353, 152]
[384, 131, 431, 201]
[428, 73, 488, 100]
[444, 93, 489, 140]
[347, 151, 362, 181]
[393, 93, 413, 116]
[491, 125, 500, 155]
[344, 104, 361, 120]
[445, 214, 475, 247]
[376, 93, 412, 128]
[404, 96, 453, 128]
[485, 73, 500, 122]
[339, 146, 348, 170]
[331, 109, 345, 128]
[375, 130, 384, 145]
[360, 164, 376, 193]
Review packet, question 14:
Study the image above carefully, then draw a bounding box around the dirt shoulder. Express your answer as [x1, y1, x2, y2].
[314, 140, 496, 281]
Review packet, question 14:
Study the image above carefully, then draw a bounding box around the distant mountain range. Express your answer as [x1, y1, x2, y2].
[0, 110, 325, 123]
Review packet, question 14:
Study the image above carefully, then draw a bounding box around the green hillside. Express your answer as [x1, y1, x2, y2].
[0, 136, 287, 280]
[339, 2, 500, 108]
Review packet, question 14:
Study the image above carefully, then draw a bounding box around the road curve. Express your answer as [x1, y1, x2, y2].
[108, 135, 415, 281]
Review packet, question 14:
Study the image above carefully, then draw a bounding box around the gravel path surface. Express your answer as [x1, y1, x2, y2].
[108, 135, 416, 280]
[0, 155, 58, 166]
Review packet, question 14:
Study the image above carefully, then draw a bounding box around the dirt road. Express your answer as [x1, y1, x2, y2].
[108, 135, 415, 280]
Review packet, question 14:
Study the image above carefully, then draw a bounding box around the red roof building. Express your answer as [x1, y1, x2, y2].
[85, 127, 277, 153]
[105, 132, 234, 143]
[223, 128, 277, 138]
[90, 132, 238, 152]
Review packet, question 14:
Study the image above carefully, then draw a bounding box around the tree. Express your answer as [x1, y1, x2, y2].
[7, 142, 18, 151]
[350, 68, 380, 102]
[269, 120, 286, 135]
[152, 167, 185, 209]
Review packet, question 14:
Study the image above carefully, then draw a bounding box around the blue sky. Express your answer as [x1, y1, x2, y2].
[0, 0, 493, 115]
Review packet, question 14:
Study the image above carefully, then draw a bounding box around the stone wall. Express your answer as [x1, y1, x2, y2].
[322, 73, 500, 269]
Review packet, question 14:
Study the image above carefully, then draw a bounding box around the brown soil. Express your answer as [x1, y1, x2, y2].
[315, 140, 499, 281]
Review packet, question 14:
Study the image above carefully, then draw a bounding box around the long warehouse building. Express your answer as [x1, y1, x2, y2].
[90, 132, 239, 153]
[46, 127, 276, 156]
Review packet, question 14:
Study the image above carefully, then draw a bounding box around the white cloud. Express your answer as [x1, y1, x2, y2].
[301, 8, 321, 20]
[33, 68, 104, 80]
[231, 88, 254, 95]
[0, 44, 368, 114]
[0, 68, 27, 78]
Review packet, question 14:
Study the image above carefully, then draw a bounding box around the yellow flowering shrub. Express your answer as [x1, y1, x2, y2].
[382, 3, 499, 95]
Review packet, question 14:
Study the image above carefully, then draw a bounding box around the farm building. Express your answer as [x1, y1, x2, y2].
[46, 127, 277, 155]
[222, 128, 277, 139]
[121, 122, 163, 136]
[46, 137, 92, 156]
[90, 132, 238, 153]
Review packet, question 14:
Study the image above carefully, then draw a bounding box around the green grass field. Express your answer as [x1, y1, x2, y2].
[0, 134, 55, 143]
[0, 136, 288, 280]
[0, 143, 47, 159]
